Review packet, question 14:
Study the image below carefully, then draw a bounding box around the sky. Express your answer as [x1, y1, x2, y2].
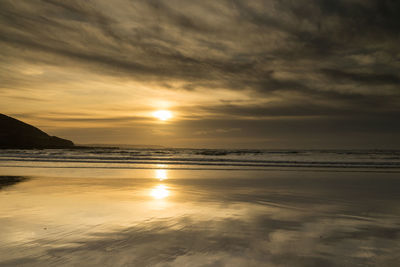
[1, 0, 399, 148]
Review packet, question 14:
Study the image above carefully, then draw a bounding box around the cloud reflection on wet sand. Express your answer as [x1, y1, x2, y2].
[0, 170, 399, 266]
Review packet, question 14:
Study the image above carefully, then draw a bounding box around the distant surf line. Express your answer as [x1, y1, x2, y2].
[1, 164, 400, 173]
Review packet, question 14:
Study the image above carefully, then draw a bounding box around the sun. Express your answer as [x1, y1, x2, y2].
[153, 110, 173, 121]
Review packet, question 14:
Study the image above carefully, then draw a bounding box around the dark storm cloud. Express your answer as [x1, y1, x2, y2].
[1, 0, 400, 146]
[1, 1, 399, 84]
[321, 68, 400, 85]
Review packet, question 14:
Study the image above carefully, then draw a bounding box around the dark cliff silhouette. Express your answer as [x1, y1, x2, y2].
[0, 114, 74, 149]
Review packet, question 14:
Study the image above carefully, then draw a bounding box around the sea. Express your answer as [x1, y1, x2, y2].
[0, 148, 399, 266]
[1, 147, 400, 171]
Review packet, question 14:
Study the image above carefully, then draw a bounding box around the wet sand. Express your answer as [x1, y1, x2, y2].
[0, 168, 399, 266]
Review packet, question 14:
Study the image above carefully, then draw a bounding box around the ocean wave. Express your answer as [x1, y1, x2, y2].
[1, 148, 400, 170]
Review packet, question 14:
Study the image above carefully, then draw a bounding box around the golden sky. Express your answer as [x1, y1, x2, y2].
[1, 0, 400, 148]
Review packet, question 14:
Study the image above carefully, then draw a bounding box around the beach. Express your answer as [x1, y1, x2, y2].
[0, 149, 400, 266]
[3, 0, 400, 265]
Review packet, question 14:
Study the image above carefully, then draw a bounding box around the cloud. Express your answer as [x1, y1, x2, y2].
[1, 0, 399, 147]
[321, 68, 400, 85]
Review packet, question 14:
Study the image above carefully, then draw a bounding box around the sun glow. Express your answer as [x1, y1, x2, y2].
[153, 110, 173, 121]
[150, 184, 170, 199]
[155, 169, 167, 181]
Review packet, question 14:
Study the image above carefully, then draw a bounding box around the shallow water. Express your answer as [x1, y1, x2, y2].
[1, 150, 400, 266]
[2, 148, 400, 170]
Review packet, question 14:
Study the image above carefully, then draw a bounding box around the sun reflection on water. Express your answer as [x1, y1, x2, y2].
[155, 169, 167, 181]
[151, 167, 170, 199]
[150, 184, 170, 199]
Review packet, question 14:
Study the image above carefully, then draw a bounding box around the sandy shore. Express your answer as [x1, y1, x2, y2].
[0, 169, 399, 266]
